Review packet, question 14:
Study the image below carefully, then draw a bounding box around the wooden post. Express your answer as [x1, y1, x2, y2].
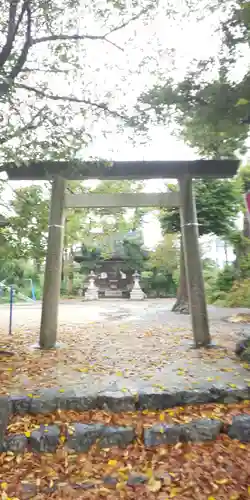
[40, 176, 66, 349]
[179, 176, 211, 347]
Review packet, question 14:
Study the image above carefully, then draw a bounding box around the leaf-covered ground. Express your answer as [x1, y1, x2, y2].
[1, 434, 250, 499]
[1, 302, 250, 499]
[0, 300, 250, 395]
[6, 401, 250, 435]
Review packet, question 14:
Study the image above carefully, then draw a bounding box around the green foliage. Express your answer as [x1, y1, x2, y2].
[139, 75, 249, 157]
[141, 234, 179, 297]
[225, 279, 250, 307]
[238, 164, 250, 192]
[5, 185, 49, 268]
[161, 179, 241, 237]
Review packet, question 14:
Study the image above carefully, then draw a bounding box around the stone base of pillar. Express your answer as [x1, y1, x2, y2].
[130, 288, 145, 300]
[85, 288, 99, 301]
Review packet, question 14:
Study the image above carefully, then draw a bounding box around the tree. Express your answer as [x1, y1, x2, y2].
[133, 0, 249, 313]
[0, 0, 156, 164]
[5, 185, 49, 271]
[1, 179, 149, 294]
[144, 234, 179, 298]
[160, 180, 241, 312]
[136, 1, 250, 156]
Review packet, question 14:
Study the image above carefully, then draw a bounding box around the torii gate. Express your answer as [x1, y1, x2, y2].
[1, 159, 239, 350]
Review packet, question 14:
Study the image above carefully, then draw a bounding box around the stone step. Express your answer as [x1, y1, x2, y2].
[1, 385, 250, 453]
[6, 383, 250, 416]
[2, 415, 250, 454]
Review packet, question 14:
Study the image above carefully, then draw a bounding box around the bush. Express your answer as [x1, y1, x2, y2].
[215, 265, 236, 293]
[141, 272, 177, 298]
[225, 279, 250, 307]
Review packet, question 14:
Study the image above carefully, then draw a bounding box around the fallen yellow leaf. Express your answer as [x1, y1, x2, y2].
[170, 487, 182, 498]
[215, 479, 229, 485]
[147, 478, 162, 493]
[145, 468, 154, 478]
[116, 481, 126, 490]
[108, 459, 117, 466]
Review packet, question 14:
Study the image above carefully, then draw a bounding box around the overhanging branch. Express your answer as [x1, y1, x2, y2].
[0, 106, 47, 145]
[106, 5, 152, 36]
[9, 1, 32, 80]
[32, 33, 123, 52]
[16, 83, 128, 120]
[31, 5, 152, 52]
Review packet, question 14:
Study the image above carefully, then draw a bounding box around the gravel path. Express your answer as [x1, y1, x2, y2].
[0, 299, 250, 395]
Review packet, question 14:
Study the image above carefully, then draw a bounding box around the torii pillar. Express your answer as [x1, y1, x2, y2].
[40, 176, 66, 349]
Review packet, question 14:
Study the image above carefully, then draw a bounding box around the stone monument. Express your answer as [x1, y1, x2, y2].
[130, 270, 145, 300]
[85, 271, 99, 300]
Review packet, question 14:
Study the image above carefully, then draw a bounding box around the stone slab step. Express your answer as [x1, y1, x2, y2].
[2, 415, 250, 453]
[1, 385, 250, 452]
[6, 383, 250, 416]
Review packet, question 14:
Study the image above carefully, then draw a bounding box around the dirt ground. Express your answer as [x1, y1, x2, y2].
[0, 299, 250, 395]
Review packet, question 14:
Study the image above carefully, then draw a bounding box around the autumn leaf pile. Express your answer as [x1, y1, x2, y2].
[0, 402, 250, 499]
[1, 434, 250, 499]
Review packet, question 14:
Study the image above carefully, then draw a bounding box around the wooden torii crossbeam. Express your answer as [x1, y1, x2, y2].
[1, 159, 240, 350]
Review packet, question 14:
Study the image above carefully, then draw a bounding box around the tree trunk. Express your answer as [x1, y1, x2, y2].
[172, 236, 189, 314]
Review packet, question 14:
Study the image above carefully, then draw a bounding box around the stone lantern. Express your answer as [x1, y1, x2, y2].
[85, 270, 99, 301]
[130, 270, 145, 300]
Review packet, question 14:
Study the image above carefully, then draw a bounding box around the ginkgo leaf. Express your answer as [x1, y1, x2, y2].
[108, 459, 117, 466]
[236, 98, 249, 106]
[147, 478, 162, 492]
[170, 487, 182, 498]
[215, 478, 229, 485]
